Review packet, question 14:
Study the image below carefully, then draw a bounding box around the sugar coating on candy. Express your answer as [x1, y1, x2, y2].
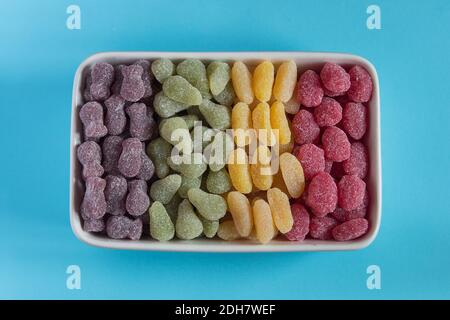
[106, 215, 142, 240]
[137, 143, 155, 181]
[342, 102, 367, 140]
[118, 138, 142, 178]
[285, 203, 310, 241]
[320, 62, 350, 94]
[150, 174, 182, 205]
[217, 220, 241, 241]
[111, 64, 124, 95]
[176, 59, 210, 98]
[128, 217, 143, 240]
[252, 198, 276, 244]
[181, 114, 200, 130]
[207, 61, 231, 96]
[313, 97, 343, 127]
[323, 87, 345, 97]
[120, 64, 145, 102]
[105, 175, 127, 215]
[213, 82, 236, 107]
[81, 177, 107, 220]
[199, 99, 231, 130]
[79, 102, 108, 140]
[252, 61, 274, 102]
[347, 65, 373, 103]
[325, 159, 333, 173]
[151, 58, 175, 83]
[227, 191, 254, 237]
[126, 179, 150, 216]
[77, 141, 104, 180]
[178, 175, 202, 198]
[167, 153, 207, 179]
[134, 59, 153, 98]
[342, 142, 368, 179]
[273, 60, 297, 102]
[284, 96, 301, 115]
[306, 172, 338, 217]
[270, 101, 291, 145]
[250, 145, 273, 191]
[309, 216, 338, 240]
[175, 199, 203, 240]
[149, 201, 175, 241]
[332, 218, 368, 241]
[294, 143, 325, 180]
[163, 75, 203, 106]
[187, 188, 227, 221]
[83, 218, 105, 232]
[159, 117, 191, 148]
[322, 126, 351, 162]
[90, 62, 114, 101]
[102, 135, 123, 174]
[199, 216, 219, 238]
[206, 168, 232, 194]
[252, 102, 276, 146]
[296, 70, 323, 107]
[292, 109, 320, 144]
[338, 175, 366, 211]
[126, 102, 155, 141]
[204, 131, 234, 172]
[104, 95, 126, 135]
[83, 74, 94, 101]
[231, 61, 254, 104]
[332, 206, 366, 222]
[164, 193, 182, 223]
[267, 188, 293, 234]
[227, 148, 253, 194]
[153, 92, 190, 118]
[279, 152, 305, 199]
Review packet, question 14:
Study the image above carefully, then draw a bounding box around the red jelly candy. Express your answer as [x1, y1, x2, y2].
[296, 70, 324, 107]
[342, 142, 368, 179]
[292, 109, 320, 144]
[338, 175, 366, 211]
[309, 216, 338, 240]
[285, 203, 310, 241]
[342, 102, 367, 140]
[322, 126, 351, 162]
[332, 189, 369, 222]
[306, 172, 338, 217]
[332, 218, 369, 241]
[324, 159, 333, 173]
[314, 97, 342, 127]
[348, 65, 373, 103]
[294, 143, 325, 180]
[320, 63, 350, 94]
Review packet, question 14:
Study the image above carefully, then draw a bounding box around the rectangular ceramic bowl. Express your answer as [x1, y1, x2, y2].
[70, 51, 382, 252]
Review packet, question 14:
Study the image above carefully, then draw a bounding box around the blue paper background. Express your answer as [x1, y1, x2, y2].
[1, 0, 449, 299]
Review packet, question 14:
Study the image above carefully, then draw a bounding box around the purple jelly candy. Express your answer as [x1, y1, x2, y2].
[83, 218, 105, 232]
[135, 59, 153, 98]
[90, 62, 114, 101]
[137, 143, 155, 181]
[120, 64, 145, 102]
[126, 102, 154, 141]
[83, 74, 94, 102]
[105, 175, 128, 215]
[105, 95, 127, 135]
[106, 215, 142, 240]
[126, 179, 150, 216]
[77, 141, 104, 180]
[102, 135, 123, 174]
[128, 218, 143, 240]
[79, 101, 108, 140]
[81, 177, 106, 220]
[111, 64, 125, 95]
[118, 138, 142, 178]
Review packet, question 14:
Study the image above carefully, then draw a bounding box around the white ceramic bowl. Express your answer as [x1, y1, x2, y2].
[70, 51, 381, 252]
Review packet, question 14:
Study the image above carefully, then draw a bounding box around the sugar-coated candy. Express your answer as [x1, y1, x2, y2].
[163, 75, 203, 105]
[106, 215, 143, 240]
[231, 61, 254, 104]
[252, 198, 276, 244]
[135, 59, 153, 98]
[175, 199, 203, 240]
[306, 172, 337, 217]
[83, 74, 94, 101]
[342, 142, 368, 179]
[227, 191, 253, 237]
[118, 138, 142, 178]
[309, 216, 338, 240]
[178, 175, 202, 198]
[153, 92, 190, 118]
[126, 179, 150, 216]
[284, 96, 301, 114]
[332, 205, 366, 222]
[292, 109, 320, 145]
[150, 174, 182, 204]
[280, 152, 305, 198]
[322, 126, 351, 162]
[320, 62, 350, 94]
[151, 58, 175, 83]
[253, 61, 274, 102]
[181, 114, 200, 130]
[167, 153, 207, 178]
[204, 130, 234, 172]
[217, 220, 241, 241]
[79, 101, 108, 140]
[323, 87, 345, 97]
[206, 169, 232, 194]
[187, 188, 227, 221]
[191, 125, 215, 151]
[330, 161, 346, 180]
[199, 99, 231, 130]
[159, 117, 191, 151]
[81, 177, 106, 220]
[338, 175, 366, 211]
[105, 175, 127, 215]
[270, 101, 291, 145]
[271, 170, 290, 196]
[126, 102, 155, 141]
[313, 97, 342, 127]
[325, 159, 333, 173]
[273, 60, 297, 102]
[342, 102, 367, 140]
[253, 102, 276, 146]
[213, 82, 235, 107]
[294, 143, 325, 180]
[250, 145, 273, 191]
[102, 136, 123, 174]
[120, 64, 145, 102]
[232, 102, 253, 147]
[83, 218, 105, 232]
[199, 216, 219, 238]
[77, 141, 104, 180]
[90, 62, 114, 101]
[207, 61, 230, 96]
[164, 193, 182, 223]
[332, 218, 368, 241]
[137, 144, 155, 181]
[177, 59, 210, 98]
[104, 95, 126, 135]
[347, 65, 373, 103]
[267, 188, 293, 233]
[148, 201, 175, 241]
[111, 64, 124, 95]
[228, 148, 253, 194]
[285, 203, 310, 241]
[296, 70, 323, 107]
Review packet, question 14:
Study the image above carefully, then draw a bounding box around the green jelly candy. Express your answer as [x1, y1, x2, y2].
[163, 75, 203, 106]
[146, 138, 172, 179]
[213, 82, 236, 107]
[187, 105, 204, 120]
[151, 58, 175, 83]
[164, 193, 182, 223]
[175, 199, 203, 240]
[199, 216, 219, 238]
[207, 61, 231, 95]
[187, 188, 227, 221]
[178, 175, 202, 198]
[149, 174, 182, 204]
[191, 125, 216, 152]
[153, 92, 190, 118]
[206, 168, 232, 194]
[159, 117, 192, 152]
[167, 153, 207, 178]
[176, 59, 210, 99]
[204, 131, 234, 171]
[149, 201, 175, 241]
[181, 114, 200, 130]
[199, 99, 231, 130]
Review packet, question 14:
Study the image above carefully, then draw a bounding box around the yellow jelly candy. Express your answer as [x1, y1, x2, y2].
[250, 145, 273, 191]
[217, 220, 241, 241]
[252, 102, 276, 146]
[253, 61, 274, 102]
[231, 61, 254, 104]
[279, 152, 305, 198]
[273, 60, 297, 102]
[227, 191, 253, 237]
[271, 169, 290, 196]
[231, 102, 253, 147]
[252, 198, 277, 244]
[227, 148, 253, 194]
[284, 96, 300, 115]
[267, 188, 293, 233]
[270, 101, 291, 145]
